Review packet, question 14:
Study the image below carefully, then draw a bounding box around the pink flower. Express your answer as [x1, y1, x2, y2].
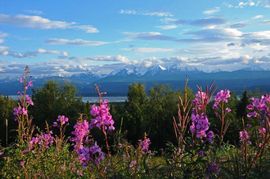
[57, 115, 69, 126]
[213, 89, 231, 109]
[90, 100, 115, 131]
[258, 127, 266, 137]
[190, 112, 210, 139]
[138, 136, 151, 153]
[77, 143, 105, 167]
[239, 130, 250, 143]
[25, 95, 34, 106]
[193, 91, 209, 111]
[71, 120, 89, 152]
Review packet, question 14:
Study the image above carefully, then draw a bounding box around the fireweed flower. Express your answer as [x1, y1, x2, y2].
[206, 130, 215, 143]
[258, 127, 266, 137]
[29, 131, 54, 150]
[57, 115, 69, 126]
[25, 95, 34, 106]
[190, 112, 210, 139]
[207, 162, 220, 175]
[247, 95, 270, 118]
[239, 130, 250, 143]
[13, 106, 28, 117]
[193, 91, 209, 111]
[138, 136, 151, 153]
[89, 143, 105, 165]
[78, 143, 105, 166]
[71, 120, 89, 152]
[213, 89, 231, 109]
[90, 100, 115, 131]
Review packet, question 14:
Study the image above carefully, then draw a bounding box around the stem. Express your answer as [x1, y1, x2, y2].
[102, 125, 111, 156]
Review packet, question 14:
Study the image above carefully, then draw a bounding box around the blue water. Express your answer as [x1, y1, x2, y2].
[8, 95, 127, 103]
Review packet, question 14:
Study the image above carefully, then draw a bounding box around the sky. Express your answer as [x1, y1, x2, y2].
[1, 0, 270, 78]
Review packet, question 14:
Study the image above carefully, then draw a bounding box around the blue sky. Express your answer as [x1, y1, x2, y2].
[0, 0, 270, 78]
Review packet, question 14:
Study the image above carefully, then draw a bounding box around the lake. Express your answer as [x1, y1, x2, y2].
[8, 95, 127, 103]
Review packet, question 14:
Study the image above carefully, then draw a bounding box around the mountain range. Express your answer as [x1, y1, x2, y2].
[1, 65, 270, 96]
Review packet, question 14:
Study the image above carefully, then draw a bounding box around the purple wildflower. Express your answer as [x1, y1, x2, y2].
[193, 91, 209, 111]
[198, 150, 205, 157]
[25, 95, 34, 106]
[207, 130, 214, 143]
[90, 100, 115, 131]
[190, 112, 210, 139]
[19, 76, 24, 83]
[13, 106, 28, 117]
[57, 115, 69, 126]
[207, 162, 220, 175]
[78, 143, 105, 166]
[213, 89, 231, 109]
[138, 136, 151, 153]
[258, 127, 266, 137]
[239, 130, 250, 143]
[71, 120, 89, 152]
[247, 95, 270, 118]
[89, 143, 105, 165]
[29, 131, 54, 150]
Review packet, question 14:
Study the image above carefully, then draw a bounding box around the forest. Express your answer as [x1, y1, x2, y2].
[0, 67, 269, 178]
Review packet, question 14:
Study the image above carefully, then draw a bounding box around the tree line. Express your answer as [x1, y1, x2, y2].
[0, 81, 255, 149]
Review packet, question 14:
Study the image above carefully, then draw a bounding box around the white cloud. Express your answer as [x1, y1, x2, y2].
[239, 1, 256, 8]
[0, 14, 99, 33]
[224, 1, 259, 8]
[252, 15, 264, 19]
[126, 47, 174, 53]
[247, 31, 270, 39]
[47, 38, 108, 46]
[119, 9, 173, 17]
[157, 24, 177, 30]
[0, 32, 8, 44]
[0, 48, 69, 58]
[0, 46, 9, 55]
[203, 7, 220, 15]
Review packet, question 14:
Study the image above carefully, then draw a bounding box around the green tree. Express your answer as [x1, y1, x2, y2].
[123, 83, 148, 144]
[30, 81, 84, 129]
[145, 85, 180, 149]
[236, 91, 249, 119]
[0, 96, 16, 146]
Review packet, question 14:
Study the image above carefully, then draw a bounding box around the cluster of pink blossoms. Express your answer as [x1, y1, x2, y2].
[138, 136, 151, 153]
[78, 143, 105, 166]
[239, 130, 250, 143]
[213, 89, 231, 110]
[247, 95, 270, 118]
[56, 115, 69, 126]
[192, 91, 209, 111]
[71, 119, 105, 166]
[13, 73, 34, 120]
[90, 99, 115, 131]
[190, 90, 214, 143]
[29, 131, 54, 150]
[13, 106, 28, 117]
[71, 120, 90, 152]
[190, 113, 214, 142]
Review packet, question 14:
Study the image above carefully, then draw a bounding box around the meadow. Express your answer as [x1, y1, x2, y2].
[0, 67, 270, 178]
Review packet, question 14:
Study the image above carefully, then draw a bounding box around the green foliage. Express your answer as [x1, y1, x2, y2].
[30, 81, 84, 128]
[0, 96, 16, 146]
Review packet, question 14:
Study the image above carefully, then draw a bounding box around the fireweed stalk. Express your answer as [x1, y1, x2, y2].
[213, 89, 232, 145]
[245, 95, 270, 171]
[90, 85, 115, 156]
[13, 66, 34, 144]
[173, 81, 193, 155]
[190, 85, 215, 143]
[53, 115, 69, 150]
